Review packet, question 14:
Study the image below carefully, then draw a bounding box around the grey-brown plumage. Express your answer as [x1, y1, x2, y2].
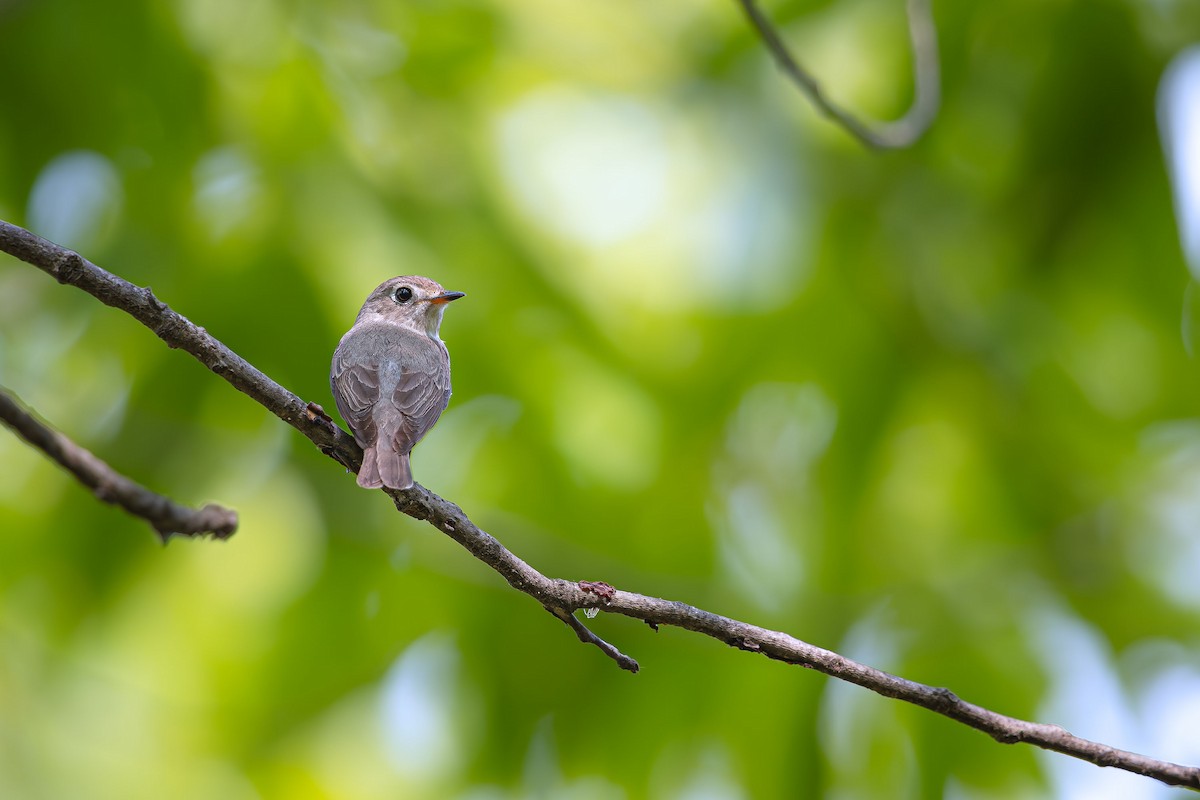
[331, 276, 464, 490]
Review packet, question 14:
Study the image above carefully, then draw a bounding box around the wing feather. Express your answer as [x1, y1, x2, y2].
[330, 354, 381, 449]
[389, 345, 451, 455]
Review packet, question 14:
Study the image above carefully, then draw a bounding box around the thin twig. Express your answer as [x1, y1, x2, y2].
[1, 218, 1197, 791]
[548, 606, 640, 673]
[0, 386, 237, 542]
[736, 0, 941, 149]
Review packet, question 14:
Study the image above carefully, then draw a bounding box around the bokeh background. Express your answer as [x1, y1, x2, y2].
[2, 0, 1200, 797]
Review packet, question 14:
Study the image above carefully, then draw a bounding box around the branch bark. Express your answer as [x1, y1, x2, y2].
[0, 386, 237, 542]
[737, 0, 941, 149]
[1, 219, 1197, 791]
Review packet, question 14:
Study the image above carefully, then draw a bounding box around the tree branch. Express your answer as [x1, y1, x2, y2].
[0, 386, 237, 542]
[1, 219, 1197, 791]
[736, 0, 941, 149]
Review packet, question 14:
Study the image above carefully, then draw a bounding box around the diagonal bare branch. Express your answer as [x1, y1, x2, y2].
[0, 219, 362, 471]
[1, 218, 1197, 791]
[737, 0, 941, 149]
[0, 386, 237, 542]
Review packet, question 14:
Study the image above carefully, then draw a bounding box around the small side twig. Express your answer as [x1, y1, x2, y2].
[547, 606, 640, 673]
[736, 0, 941, 149]
[0, 387, 237, 542]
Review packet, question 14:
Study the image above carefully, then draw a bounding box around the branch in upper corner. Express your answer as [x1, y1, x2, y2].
[0, 387, 238, 542]
[736, 0, 941, 150]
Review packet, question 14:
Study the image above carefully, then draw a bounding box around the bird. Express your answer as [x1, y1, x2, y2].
[330, 276, 464, 490]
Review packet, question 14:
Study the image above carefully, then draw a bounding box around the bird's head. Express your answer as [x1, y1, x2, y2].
[357, 275, 465, 338]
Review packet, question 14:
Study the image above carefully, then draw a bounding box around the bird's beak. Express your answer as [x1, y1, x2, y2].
[429, 291, 466, 305]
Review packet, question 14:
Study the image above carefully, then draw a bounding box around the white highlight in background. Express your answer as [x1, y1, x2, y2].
[380, 633, 463, 782]
[27, 151, 122, 252]
[1159, 46, 1200, 278]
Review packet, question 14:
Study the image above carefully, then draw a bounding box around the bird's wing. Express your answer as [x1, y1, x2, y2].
[330, 354, 381, 449]
[389, 347, 451, 454]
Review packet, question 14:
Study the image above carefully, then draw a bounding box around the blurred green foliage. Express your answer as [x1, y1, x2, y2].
[3, 0, 1200, 797]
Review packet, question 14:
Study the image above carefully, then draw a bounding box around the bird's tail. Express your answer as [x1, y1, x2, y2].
[357, 445, 413, 490]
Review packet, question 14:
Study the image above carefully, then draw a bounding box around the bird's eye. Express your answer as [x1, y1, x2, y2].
[393, 286, 414, 303]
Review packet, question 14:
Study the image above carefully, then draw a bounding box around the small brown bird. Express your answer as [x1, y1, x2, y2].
[330, 276, 464, 490]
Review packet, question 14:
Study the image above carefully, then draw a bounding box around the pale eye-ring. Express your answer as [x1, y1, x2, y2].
[393, 286, 414, 303]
